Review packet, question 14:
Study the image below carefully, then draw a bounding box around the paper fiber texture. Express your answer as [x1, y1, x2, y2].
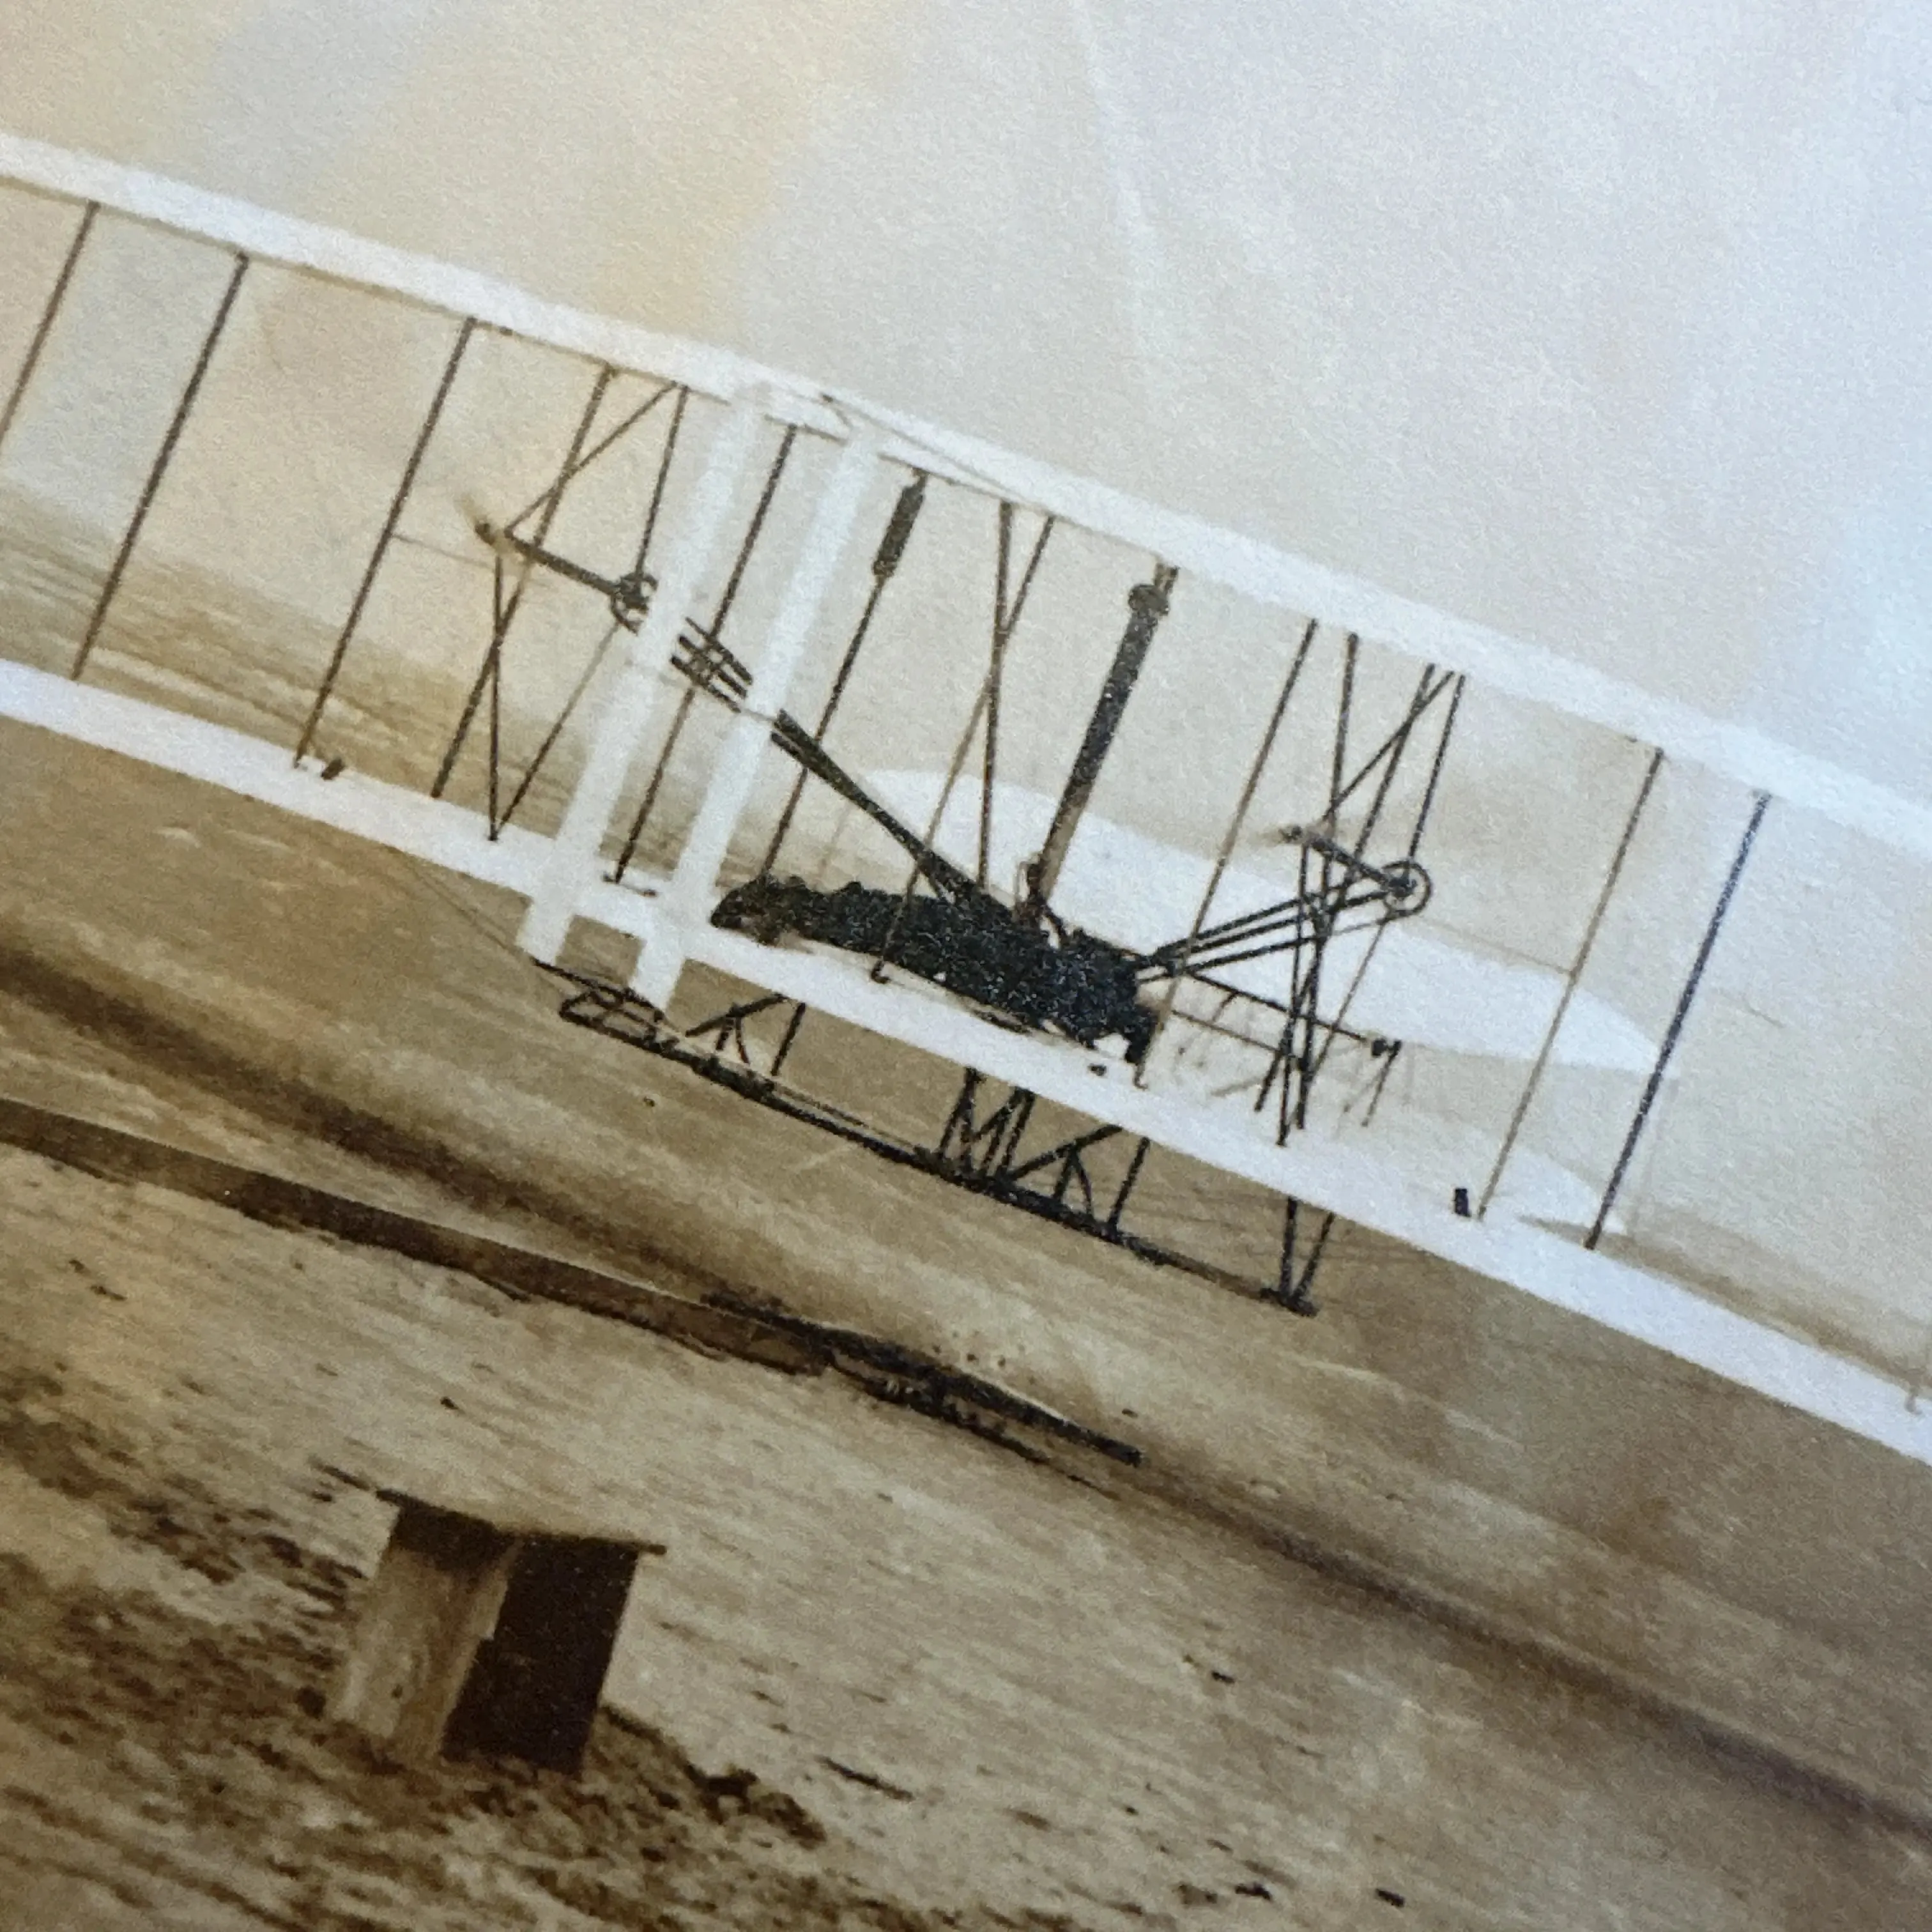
[2, 8, 1931, 1929]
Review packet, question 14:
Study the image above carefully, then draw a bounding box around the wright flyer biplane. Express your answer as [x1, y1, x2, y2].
[3, 132, 1931, 1471]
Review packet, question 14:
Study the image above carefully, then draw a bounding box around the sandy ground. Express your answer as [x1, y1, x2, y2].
[4, 496, 1932, 1923]
[7, 709, 1932, 1815]
[5, 1144, 1932, 1931]
[0, 1432, 862, 1932]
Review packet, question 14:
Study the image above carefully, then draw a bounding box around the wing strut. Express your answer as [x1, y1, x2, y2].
[1022, 562, 1178, 916]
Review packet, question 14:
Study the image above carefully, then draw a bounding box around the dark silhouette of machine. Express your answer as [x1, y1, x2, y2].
[484, 513, 1430, 1069]
[470, 442, 1453, 1311]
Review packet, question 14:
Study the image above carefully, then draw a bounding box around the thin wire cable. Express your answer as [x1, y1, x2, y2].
[502, 378, 675, 533]
[868, 511, 1053, 976]
[1406, 674, 1464, 858]
[1327, 666, 1456, 820]
[433, 362, 615, 800]
[1136, 617, 1318, 1085]
[1303, 661, 1449, 1090]
[632, 386, 689, 578]
[871, 661, 998, 979]
[496, 618, 624, 831]
[610, 422, 798, 880]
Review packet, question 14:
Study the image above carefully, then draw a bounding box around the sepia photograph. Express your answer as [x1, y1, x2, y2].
[1, 4, 1930, 1926]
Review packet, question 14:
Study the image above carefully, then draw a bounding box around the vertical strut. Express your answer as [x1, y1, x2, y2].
[760, 471, 924, 875]
[1274, 900, 1326, 1142]
[1478, 744, 1664, 1218]
[872, 657, 990, 979]
[1585, 790, 1770, 1250]
[979, 502, 1012, 888]
[0, 199, 96, 461]
[1027, 560, 1177, 914]
[613, 420, 798, 876]
[768, 1001, 808, 1080]
[871, 509, 1052, 977]
[632, 385, 688, 578]
[710, 423, 797, 634]
[296, 316, 475, 765]
[1271, 1197, 1331, 1314]
[1328, 634, 1358, 817]
[518, 387, 765, 966]
[1106, 1137, 1152, 1230]
[974, 502, 1048, 889]
[634, 419, 884, 1008]
[1305, 665, 1459, 1091]
[72, 250, 249, 681]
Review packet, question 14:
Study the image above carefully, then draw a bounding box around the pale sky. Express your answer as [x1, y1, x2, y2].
[4, 0, 1929, 791]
